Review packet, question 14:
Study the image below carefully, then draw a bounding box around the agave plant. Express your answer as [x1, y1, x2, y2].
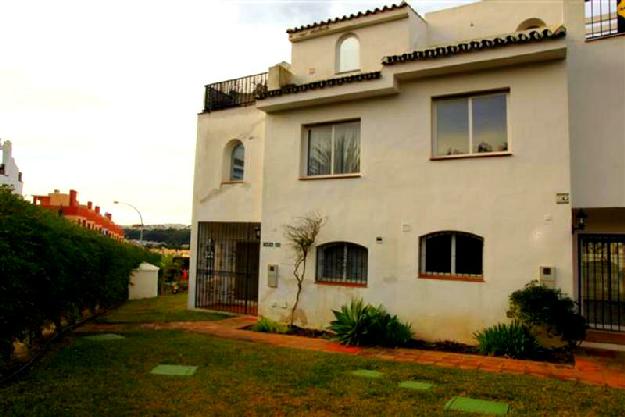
[329, 298, 412, 347]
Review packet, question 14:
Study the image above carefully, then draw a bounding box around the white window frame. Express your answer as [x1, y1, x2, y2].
[420, 232, 483, 277]
[336, 34, 360, 74]
[432, 91, 510, 159]
[302, 120, 361, 177]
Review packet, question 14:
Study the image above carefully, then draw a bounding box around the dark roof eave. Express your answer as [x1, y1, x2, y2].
[382, 26, 567, 66]
[257, 71, 382, 100]
[286, 2, 411, 34]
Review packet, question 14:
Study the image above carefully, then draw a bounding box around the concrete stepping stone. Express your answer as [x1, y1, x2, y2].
[82, 333, 125, 341]
[444, 396, 509, 415]
[350, 369, 384, 378]
[150, 364, 198, 376]
[398, 380, 433, 390]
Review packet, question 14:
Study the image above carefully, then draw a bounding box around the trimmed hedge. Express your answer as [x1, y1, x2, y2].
[0, 186, 159, 364]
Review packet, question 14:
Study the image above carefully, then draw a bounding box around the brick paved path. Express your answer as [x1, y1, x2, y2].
[77, 317, 625, 390]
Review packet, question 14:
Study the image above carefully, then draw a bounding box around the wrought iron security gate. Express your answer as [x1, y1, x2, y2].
[195, 222, 260, 315]
[579, 234, 625, 331]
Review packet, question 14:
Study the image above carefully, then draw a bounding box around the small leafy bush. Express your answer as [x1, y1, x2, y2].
[251, 317, 288, 334]
[474, 322, 538, 359]
[329, 298, 412, 347]
[508, 281, 586, 347]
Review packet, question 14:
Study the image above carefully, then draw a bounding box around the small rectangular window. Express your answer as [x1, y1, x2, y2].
[420, 232, 483, 279]
[433, 92, 508, 157]
[305, 121, 360, 176]
[316, 242, 367, 285]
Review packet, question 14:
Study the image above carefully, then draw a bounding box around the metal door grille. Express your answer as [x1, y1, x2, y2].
[195, 222, 260, 315]
[579, 234, 625, 331]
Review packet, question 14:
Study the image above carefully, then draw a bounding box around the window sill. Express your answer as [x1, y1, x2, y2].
[585, 32, 625, 43]
[299, 173, 361, 181]
[418, 273, 484, 283]
[430, 152, 511, 161]
[221, 180, 245, 185]
[335, 69, 361, 76]
[316, 281, 367, 288]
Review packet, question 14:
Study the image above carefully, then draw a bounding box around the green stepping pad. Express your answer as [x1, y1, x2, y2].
[351, 369, 383, 378]
[444, 397, 509, 415]
[398, 380, 433, 390]
[150, 364, 198, 376]
[82, 333, 125, 341]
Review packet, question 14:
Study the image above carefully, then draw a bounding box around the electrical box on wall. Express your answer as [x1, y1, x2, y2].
[539, 266, 556, 288]
[268, 264, 279, 288]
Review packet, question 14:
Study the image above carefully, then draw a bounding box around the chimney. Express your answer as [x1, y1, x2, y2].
[54, 189, 60, 194]
[69, 190, 78, 207]
[105, 213, 112, 220]
[95, 206, 100, 215]
[87, 201, 93, 209]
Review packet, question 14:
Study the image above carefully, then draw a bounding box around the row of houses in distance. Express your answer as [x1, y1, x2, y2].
[33, 189, 125, 240]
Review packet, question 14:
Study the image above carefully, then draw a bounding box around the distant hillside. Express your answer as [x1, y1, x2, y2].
[123, 226, 190, 248]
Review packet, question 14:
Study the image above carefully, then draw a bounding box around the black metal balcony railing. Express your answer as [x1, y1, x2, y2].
[203, 72, 268, 112]
[585, 0, 625, 40]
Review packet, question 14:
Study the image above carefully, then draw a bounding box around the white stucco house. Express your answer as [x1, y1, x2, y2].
[0, 139, 23, 195]
[190, 0, 625, 343]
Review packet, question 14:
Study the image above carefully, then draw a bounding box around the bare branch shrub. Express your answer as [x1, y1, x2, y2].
[283, 212, 324, 326]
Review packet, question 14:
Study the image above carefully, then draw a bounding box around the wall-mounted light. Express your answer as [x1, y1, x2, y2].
[573, 209, 587, 232]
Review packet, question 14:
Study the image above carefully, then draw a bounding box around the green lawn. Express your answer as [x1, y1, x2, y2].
[95, 294, 231, 323]
[1, 329, 624, 416]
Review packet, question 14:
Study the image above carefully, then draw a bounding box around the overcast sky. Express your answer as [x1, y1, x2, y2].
[1, 0, 476, 225]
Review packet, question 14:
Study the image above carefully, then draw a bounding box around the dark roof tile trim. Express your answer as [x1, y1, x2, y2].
[286, 2, 409, 34]
[257, 71, 382, 100]
[382, 26, 567, 65]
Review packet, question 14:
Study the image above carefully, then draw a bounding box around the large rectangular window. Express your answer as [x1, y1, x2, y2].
[306, 121, 360, 176]
[433, 92, 508, 157]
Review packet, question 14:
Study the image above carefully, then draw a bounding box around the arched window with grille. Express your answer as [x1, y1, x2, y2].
[336, 34, 360, 73]
[316, 242, 368, 285]
[230, 142, 245, 181]
[419, 231, 483, 279]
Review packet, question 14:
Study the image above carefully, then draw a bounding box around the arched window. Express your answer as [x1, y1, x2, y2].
[419, 232, 483, 278]
[230, 142, 245, 181]
[516, 18, 546, 32]
[316, 242, 368, 285]
[337, 34, 360, 73]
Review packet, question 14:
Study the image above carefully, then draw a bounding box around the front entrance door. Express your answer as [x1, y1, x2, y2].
[579, 234, 625, 331]
[195, 222, 260, 315]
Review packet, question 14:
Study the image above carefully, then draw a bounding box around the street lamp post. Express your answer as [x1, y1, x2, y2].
[114, 200, 144, 244]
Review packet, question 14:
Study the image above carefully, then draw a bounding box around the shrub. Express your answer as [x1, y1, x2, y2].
[329, 298, 412, 347]
[474, 322, 538, 359]
[0, 186, 159, 366]
[508, 281, 586, 347]
[251, 317, 288, 334]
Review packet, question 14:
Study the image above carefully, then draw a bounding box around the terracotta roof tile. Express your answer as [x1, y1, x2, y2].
[382, 26, 567, 66]
[257, 71, 382, 99]
[286, 2, 410, 34]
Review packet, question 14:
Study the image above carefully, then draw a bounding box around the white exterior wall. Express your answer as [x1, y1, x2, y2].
[564, 1, 625, 208]
[290, 12, 419, 84]
[425, 0, 564, 45]
[258, 63, 572, 343]
[0, 140, 23, 195]
[188, 106, 265, 307]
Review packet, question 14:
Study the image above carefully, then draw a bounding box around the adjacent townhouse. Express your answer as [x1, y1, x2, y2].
[190, 0, 625, 342]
